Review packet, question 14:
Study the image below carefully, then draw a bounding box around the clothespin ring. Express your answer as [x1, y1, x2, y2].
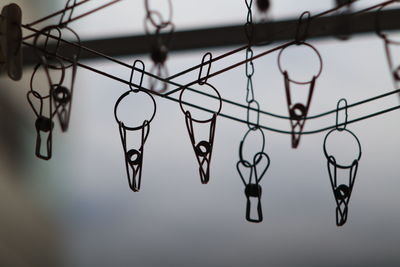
[335, 98, 348, 131]
[295, 11, 311, 44]
[277, 42, 322, 85]
[129, 59, 145, 92]
[198, 52, 212, 85]
[239, 127, 265, 168]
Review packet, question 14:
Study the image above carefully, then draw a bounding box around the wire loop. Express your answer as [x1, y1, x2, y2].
[295, 11, 311, 44]
[129, 59, 145, 92]
[198, 52, 212, 85]
[335, 98, 348, 131]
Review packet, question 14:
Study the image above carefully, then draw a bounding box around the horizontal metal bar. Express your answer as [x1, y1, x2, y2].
[22, 8, 400, 65]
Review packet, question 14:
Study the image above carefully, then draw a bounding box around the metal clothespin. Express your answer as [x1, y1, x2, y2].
[179, 52, 222, 184]
[323, 99, 362, 226]
[114, 60, 156, 192]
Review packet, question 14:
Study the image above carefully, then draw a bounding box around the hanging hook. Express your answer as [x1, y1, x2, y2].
[198, 52, 212, 85]
[295, 11, 311, 44]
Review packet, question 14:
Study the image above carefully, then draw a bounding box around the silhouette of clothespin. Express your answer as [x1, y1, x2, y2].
[27, 56, 60, 160]
[323, 99, 362, 226]
[237, 152, 270, 223]
[0, 3, 22, 81]
[237, 128, 270, 223]
[114, 60, 156, 192]
[278, 12, 322, 148]
[179, 53, 222, 184]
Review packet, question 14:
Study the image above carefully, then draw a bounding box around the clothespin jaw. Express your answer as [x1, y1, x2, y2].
[0, 3, 22, 81]
[245, 183, 263, 223]
[114, 60, 156, 192]
[184, 111, 216, 184]
[34, 115, 54, 160]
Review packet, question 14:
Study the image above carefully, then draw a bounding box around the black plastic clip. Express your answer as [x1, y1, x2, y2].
[27, 56, 59, 160]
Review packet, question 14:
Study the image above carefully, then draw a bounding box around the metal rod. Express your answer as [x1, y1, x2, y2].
[22, 8, 400, 65]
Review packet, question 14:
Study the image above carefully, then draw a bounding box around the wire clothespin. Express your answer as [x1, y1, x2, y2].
[144, 0, 174, 93]
[179, 53, 222, 184]
[236, 128, 270, 223]
[0, 3, 22, 81]
[376, 2, 400, 95]
[334, 0, 354, 40]
[323, 99, 362, 226]
[32, 25, 80, 132]
[278, 12, 323, 148]
[27, 56, 64, 160]
[114, 60, 156, 192]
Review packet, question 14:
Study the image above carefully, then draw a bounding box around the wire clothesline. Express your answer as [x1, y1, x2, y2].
[17, 0, 400, 135]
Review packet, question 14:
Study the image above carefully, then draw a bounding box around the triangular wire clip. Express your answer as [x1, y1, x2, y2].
[284, 71, 316, 148]
[118, 120, 150, 192]
[327, 156, 359, 226]
[184, 111, 216, 184]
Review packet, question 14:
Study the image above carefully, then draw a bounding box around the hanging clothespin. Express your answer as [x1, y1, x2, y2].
[114, 60, 156, 192]
[27, 56, 62, 160]
[179, 53, 222, 184]
[236, 128, 270, 223]
[278, 11, 323, 148]
[144, 0, 174, 93]
[0, 3, 22, 81]
[323, 99, 362, 226]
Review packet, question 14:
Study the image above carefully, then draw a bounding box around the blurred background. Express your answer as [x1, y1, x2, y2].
[1, 0, 400, 266]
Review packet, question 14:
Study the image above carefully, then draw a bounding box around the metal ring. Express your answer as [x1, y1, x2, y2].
[239, 127, 266, 167]
[277, 41, 323, 85]
[179, 82, 222, 123]
[114, 90, 157, 131]
[323, 128, 362, 169]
